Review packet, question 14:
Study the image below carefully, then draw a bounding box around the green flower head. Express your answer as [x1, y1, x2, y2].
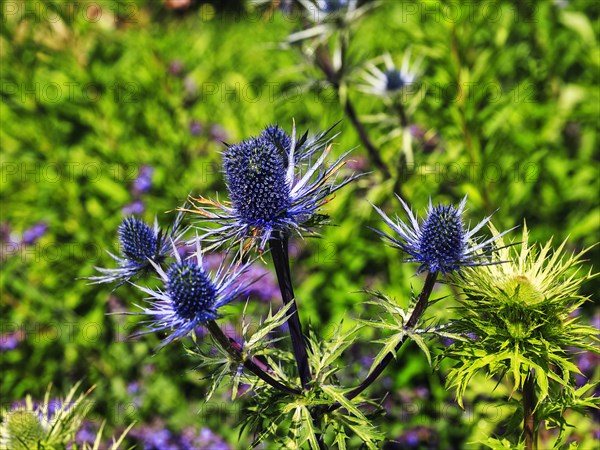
[445, 223, 598, 407]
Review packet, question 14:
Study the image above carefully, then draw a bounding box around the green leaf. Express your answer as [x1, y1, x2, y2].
[408, 333, 432, 366]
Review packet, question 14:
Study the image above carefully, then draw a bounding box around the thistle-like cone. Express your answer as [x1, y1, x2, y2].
[188, 123, 358, 253]
[130, 238, 252, 348]
[373, 195, 507, 274]
[224, 135, 292, 225]
[118, 217, 158, 264]
[167, 261, 218, 322]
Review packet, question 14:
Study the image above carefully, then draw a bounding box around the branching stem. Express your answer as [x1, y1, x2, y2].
[314, 44, 391, 178]
[324, 270, 438, 413]
[206, 320, 301, 396]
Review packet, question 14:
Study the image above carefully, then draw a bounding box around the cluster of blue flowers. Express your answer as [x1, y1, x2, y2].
[85, 121, 520, 449]
[94, 122, 502, 351]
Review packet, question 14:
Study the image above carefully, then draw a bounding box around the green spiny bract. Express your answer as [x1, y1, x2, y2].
[0, 382, 132, 450]
[189, 307, 384, 449]
[2, 410, 46, 450]
[444, 223, 599, 442]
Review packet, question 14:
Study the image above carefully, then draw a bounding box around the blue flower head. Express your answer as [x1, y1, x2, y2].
[167, 261, 218, 323]
[90, 214, 185, 285]
[287, 1, 375, 43]
[317, 0, 350, 13]
[384, 69, 406, 91]
[359, 51, 422, 97]
[119, 217, 159, 264]
[224, 135, 292, 225]
[261, 124, 292, 153]
[373, 195, 509, 274]
[132, 238, 251, 348]
[187, 122, 359, 253]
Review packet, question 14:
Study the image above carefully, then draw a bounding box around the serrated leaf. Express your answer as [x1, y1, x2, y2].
[408, 332, 432, 366]
[245, 302, 295, 351]
[368, 333, 405, 376]
[321, 385, 366, 421]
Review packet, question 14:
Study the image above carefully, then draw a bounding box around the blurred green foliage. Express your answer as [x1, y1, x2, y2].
[1, 0, 598, 448]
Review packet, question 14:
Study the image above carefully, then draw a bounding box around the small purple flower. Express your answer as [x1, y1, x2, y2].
[397, 427, 434, 448]
[75, 421, 98, 445]
[442, 336, 455, 346]
[190, 120, 203, 136]
[403, 430, 420, 447]
[22, 222, 48, 245]
[130, 423, 178, 450]
[181, 426, 230, 450]
[576, 351, 600, 386]
[168, 59, 184, 76]
[0, 330, 24, 351]
[133, 166, 154, 195]
[414, 386, 429, 399]
[360, 355, 374, 369]
[122, 200, 146, 215]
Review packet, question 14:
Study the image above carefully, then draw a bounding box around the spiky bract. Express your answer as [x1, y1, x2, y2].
[373, 195, 507, 274]
[132, 238, 251, 348]
[445, 224, 598, 407]
[186, 123, 359, 253]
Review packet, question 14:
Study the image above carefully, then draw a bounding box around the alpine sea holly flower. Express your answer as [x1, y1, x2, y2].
[287, 0, 376, 43]
[358, 52, 423, 97]
[372, 195, 508, 274]
[187, 123, 359, 253]
[131, 238, 251, 349]
[90, 214, 184, 285]
[316, 0, 349, 14]
[261, 124, 292, 154]
[445, 224, 598, 407]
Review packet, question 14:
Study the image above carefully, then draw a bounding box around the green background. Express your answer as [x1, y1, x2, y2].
[1, 0, 598, 448]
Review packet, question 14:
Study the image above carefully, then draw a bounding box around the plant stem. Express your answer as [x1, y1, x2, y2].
[393, 99, 409, 128]
[269, 236, 312, 390]
[314, 44, 391, 178]
[392, 99, 410, 195]
[206, 321, 300, 396]
[343, 97, 391, 178]
[325, 271, 438, 412]
[523, 372, 537, 450]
